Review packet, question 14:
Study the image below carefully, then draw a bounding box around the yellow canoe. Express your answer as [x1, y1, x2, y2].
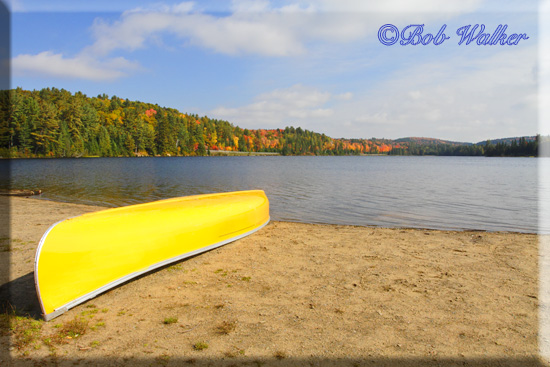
[34, 190, 270, 321]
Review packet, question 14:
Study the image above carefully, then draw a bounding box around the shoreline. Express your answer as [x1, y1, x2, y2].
[2, 155, 543, 160]
[0, 196, 545, 366]
[11, 195, 541, 235]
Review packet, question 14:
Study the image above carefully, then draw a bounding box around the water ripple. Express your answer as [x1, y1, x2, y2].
[4, 156, 542, 233]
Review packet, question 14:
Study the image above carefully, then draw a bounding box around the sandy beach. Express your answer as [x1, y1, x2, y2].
[0, 197, 545, 366]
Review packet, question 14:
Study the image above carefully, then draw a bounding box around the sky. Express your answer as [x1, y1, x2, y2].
[5, 0, 546, 143]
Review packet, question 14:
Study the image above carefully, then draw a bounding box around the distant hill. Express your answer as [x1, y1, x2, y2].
[475, 136, 538, 146]
[395, 137, 471, 146]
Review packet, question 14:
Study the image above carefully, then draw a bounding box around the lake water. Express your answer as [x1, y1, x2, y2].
[2, 156, 546, 233]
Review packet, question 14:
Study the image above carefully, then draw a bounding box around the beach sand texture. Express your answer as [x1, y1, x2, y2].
[0, 197, 545, 366]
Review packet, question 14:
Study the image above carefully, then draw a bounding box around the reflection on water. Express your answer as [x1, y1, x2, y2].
[3, 156, 543, 233]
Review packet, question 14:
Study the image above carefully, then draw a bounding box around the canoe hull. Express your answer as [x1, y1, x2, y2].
[35, 190, 269, 321]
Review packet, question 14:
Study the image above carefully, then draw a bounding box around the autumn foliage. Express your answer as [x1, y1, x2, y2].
[1, 88, 541, 158]
[0, 88, 403, 158]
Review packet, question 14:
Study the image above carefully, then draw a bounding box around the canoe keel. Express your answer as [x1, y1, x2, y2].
[34, 190, 270, 321]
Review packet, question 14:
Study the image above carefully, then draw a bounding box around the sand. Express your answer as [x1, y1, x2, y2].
[0, 197, 546, 366]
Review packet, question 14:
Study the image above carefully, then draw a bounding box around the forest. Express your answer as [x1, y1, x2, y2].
[389, 137, 541, 157]
[0, 88, 545, 158]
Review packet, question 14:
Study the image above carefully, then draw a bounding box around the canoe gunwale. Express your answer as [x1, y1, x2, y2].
[35, 208, 270, 321]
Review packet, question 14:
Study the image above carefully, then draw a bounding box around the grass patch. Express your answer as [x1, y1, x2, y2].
[214, 268, 228, 276]
[90, 320, 105, 331]
[167, 264, 182, 272]
[9, 315, 44, 351]
[81, 308, 99, 318]
[216, 321, 236, 335]
[163, 317, 178, 325]
[193, 341, 209, 351]
[6, 313, 97, 353]
[56, 316, 89, 340]
[240, 276, 251, 282]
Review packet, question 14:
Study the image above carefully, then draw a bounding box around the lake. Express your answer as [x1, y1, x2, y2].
[2, 156, 546, 233]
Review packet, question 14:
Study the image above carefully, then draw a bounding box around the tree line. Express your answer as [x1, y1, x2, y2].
[0, 88, 390, 157]
[389, 136, 542, 157]
[0, 88, 545, 158]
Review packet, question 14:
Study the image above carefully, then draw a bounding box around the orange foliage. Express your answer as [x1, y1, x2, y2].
[145, 109, 157, 117]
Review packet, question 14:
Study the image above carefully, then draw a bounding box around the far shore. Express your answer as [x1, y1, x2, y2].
[1, 150, 281, 159]
[0, 196, 546, 366]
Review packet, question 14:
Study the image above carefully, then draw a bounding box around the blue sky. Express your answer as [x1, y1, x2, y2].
[6, 0, 544, 142]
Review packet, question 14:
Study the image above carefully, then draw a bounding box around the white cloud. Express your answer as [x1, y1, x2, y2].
[355, 112, 390, 125]
[303, 0, 537, 13]
[11, 0, 538, 129]
[260, 84, 331, 107]
[408, 91, 422, 100]
[119, 2, 194, 15]
[81, 0, 489, 60]
[86, 13, 171, 56]
[342, 46, 538, 142]
[210, 84, 341, 129]
[210, 42, 537, 142]
[85, 7, 306, 57]
[182, 13, 305, 56]
[231, 0, 272, 13]
[168, 1, 195, 13]
[310, 0, 482, 13]
[12, 51, 141, 81]
[74, 0, 493, 63]
[335, 92, 353, 100]
[13, 0, 536, 14]
[11, 1, 311, 81]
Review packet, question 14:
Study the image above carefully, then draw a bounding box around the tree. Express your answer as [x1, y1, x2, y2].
[31, 101, 59, 155]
